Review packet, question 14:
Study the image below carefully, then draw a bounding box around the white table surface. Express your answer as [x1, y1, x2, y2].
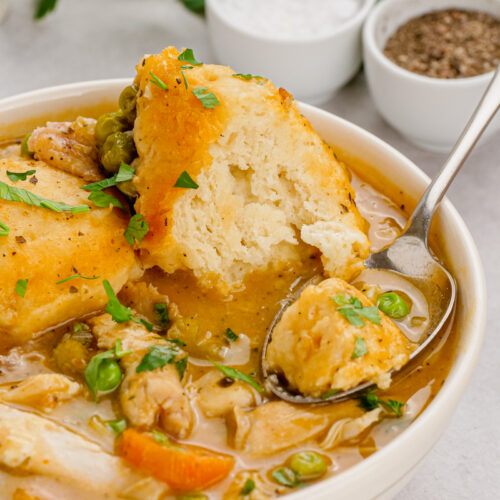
[1, 1, 499, 499]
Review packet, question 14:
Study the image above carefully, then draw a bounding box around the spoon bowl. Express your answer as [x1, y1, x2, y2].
[262, 65, 500, 404]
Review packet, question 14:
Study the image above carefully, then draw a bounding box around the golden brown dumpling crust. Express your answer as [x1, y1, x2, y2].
[265, 278, 411, 398]
[0, 157, 137, 343]
[133, 47, 370, 292]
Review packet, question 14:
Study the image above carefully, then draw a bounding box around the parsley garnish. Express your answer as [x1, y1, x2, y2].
[225, 328, 238, 342]
[332, 293, 381, 327]
[136, 345, 177, 372]
[149, 71, 168, 90]
[180, 0, 205, 15]
[351, 337, 368, 360]
[15, 278, 28, 297]
[0, 222, 9, 237]
[181, 70, 189, 89]
[81, 163, 134, 191]
[174, 171, 199, 189]
[191, 87, 220, 109]
[56, 274, 101, 285]
[84, 339, 132, 402]
[272, 468, 301, 488]
[88, 191, 125, 211]
[154, 303, 170, 327]
[152, 429, 184, 451]
[178, 48, 203, 66]
[136, 344, 188, 381]
[107, 418, 127, 434]
[359, 391, 404, 417]
[232, 73, 263, 81]
[168, 338, 186, 347]
[102, 280, 152, 331]
[0, 181, 89, 214]
[240, 478, 256, 495]
[321, 389, 340, 400]
[211, 361, 263, 392]
[6, 170, 36, 182]
[34, 0, 58, 19]
[124, 214, 149, 245]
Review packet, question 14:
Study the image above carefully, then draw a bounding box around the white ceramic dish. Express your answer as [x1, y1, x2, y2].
[363, 0, 500, 152]
[0, 80, 487, 500]
[206, 0, 375, 105]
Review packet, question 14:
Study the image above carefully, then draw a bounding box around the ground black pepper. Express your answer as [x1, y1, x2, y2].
[384, 9, 500, 78]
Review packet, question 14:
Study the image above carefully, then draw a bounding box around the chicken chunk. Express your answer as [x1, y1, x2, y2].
[0, 373, 80, 409]
[0, 403, 167, 499]
[265, 278, 410, 398]
[193, 370, 257, 418]
[89, 314, 194, 439]
[28, 117, 102, 181]
[228, 399, 367, 458]
[0, 157, 137, 343]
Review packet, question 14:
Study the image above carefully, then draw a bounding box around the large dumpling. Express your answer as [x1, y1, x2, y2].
[132, 47, 370, 293]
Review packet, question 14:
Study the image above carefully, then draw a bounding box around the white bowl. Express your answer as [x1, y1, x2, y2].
[206, 0, 375, 105]
[363, 0, 500, 152]
[0, 80, 487, 500]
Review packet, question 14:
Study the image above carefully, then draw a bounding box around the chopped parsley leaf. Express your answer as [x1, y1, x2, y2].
[240, 478, 256, 495]
[175, 356, 188, 380]
[211, 361, 263, 392]
[88, 191, 125, 211]
[0, 221, 9, 237]
[180, 65, 193, 70]
[359, 391, 405, 417]
[56, 274, 101, 285]
[124, 214, 149, 245]
[149, 71, 168, 90]
[332, 292, 381, 327]
[152, 429, 184, 452]
[180, 0, 205, 15]
[103, 279, 134, 323]
[168, 338, 187, 347]
[232, 73, 263, 81]
[178, 48, 203, 66]
[34, 0, 58, 19]
[82, 163, 134, 191]
[132, 317, 154, 332]
[154, 303, 170, 327]
[174, 170, 199, 189]
[321, 389, 340, 400]
[136, 345, 177, 373]
[0, 181, 89, 214]
[6, 169, 36, 182]
[181, 70, 189, 89]
[15, 278, 28, 297]
[225, 328, 238, 342]
[191, 87, 220, 109]
[351, 337, 368, 360]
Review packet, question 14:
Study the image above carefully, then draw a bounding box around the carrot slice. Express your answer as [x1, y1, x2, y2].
[121, 429, 235, 492]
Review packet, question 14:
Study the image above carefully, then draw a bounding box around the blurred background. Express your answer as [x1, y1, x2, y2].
[1, 1, 499, 498]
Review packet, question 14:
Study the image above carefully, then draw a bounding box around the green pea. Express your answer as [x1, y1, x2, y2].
[377, 292, 409, 319]
[95, 359, 122, 392]
[117, 179, 138, 198]
[177, 495, 208, 500]
[289, 451, 327, 480]
[20, 133, 34, 158]
[100, 131, 136, 173]
[119, 85, 138, 125]
[95, 111, 129, 148]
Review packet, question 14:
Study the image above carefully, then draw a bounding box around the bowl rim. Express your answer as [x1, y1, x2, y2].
[206, 0, 376, 44]
[0, 79, 488, 499]
[363, 0, 497, 87]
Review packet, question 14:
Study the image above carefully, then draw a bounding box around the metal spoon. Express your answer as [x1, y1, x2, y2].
[262, 66, 500, 404]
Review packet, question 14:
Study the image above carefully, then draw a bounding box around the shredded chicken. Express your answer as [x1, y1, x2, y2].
[193, 370, 258, 418]
[28, 117, 102, 181]
[0, 404, 167, 499]
[88, 314, 194, 439]
[0, 374, 81, 409]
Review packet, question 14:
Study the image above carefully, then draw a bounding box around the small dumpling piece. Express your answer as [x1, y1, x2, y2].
[0, 158, 137, 343]
[132, 47, 370, 293]
[265, 278, 410, 398]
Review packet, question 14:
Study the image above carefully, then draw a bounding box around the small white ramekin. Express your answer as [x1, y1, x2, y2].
[363, 0, 500, 152]
[206, 0, 376, 105]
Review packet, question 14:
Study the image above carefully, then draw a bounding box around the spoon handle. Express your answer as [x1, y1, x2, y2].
[405, 65, 500, 243]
